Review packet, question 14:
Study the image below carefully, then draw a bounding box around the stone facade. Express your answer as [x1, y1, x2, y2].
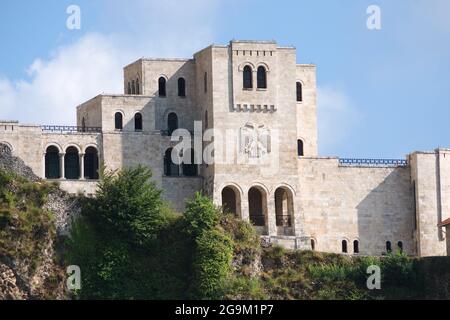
[0, 40, 448, 257]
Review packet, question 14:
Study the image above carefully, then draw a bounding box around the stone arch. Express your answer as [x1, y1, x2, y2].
[341, 238, 350, 254]
[84, 146, 99, 180]
[248, 185, 268, 234]
[274, 186, 295, 235]
[353, 238, 360, 254]
[310, 237, 317, 251]
[44, 142, 63, 154]
[0, 141, 13, 154]
[64, 146, 80, 179]
[158, 75, 167, 97]
[221, 185, 242, 218]
[114, 110, 124, 130]
[238, 61, 256, 72]
[64, 143, 82, 154]
[256, 62, 270, 72]
[45, 145, 61, 179]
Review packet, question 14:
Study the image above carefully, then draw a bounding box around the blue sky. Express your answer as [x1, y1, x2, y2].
[0, 0, 449, 158]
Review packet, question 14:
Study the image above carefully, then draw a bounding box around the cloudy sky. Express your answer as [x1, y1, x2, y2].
[0, 0, 449, 158]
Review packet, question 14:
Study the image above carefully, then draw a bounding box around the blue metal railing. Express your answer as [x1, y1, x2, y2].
[41, 125, 102, 133]
[339, 158, 408, 167]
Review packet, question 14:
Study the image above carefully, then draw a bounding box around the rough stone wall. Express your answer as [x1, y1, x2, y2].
[298, 157, 415, 256]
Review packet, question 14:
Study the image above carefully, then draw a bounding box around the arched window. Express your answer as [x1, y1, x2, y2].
[243, 66, 253, 89]
[248, 187, 267, 228]
[158, 77, 166, 97]
[84, 147, 99, 180]
[257, 66, 267, 89]
[342, 240, 348, 253]
[275, 187, 293, 228]
[178, 77, 186, 97]
[311, 239, 316, 251]
[222, 186, 241, 217]
[296, 82, 303, 102]
[45, 146, 60, 179]
[65, 147, 80, 180]
[386, 241, 392, 253]
[182, 149, 198, 177]
[204, 72, 207, 93]
[398, 241, 403, 253]
[132, 80, 136, 95]
[353, 240, 359, 254]
[136, 79, 140, 95]
[164, 148, 180, 177]
[134, 113, 143, 131]
[115, 112, 123, 130]
[167, 113, 178, 136]
[297, 139, 304, 157]
[127, 82, 131, 95]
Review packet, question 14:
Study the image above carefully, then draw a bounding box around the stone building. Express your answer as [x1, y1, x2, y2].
[0, 40, 448, 257]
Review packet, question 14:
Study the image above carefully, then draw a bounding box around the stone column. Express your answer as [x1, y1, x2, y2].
[59, 153, 65, 179]
[240, 189, 249, 223]
[267, 195, 277, 237]
[42, 153, 46, 178]
[80, 153, 85, 180]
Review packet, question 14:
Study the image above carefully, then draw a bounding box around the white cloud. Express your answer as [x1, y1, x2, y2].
[317, 86, 362, 154]
[0, 0, 219, 125]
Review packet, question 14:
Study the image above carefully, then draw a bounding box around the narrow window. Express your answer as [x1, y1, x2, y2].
[158, 77, 166, 97]
[311, 239, 316, 251]
[81, 117, 86, 132]
[297, 139, 304, 157]
[115, 112, 123, 130]
[45, 146, 60, 179]
[178, 77, 186, 97]
[182, 149, 198, 177]
[257, 66, 267, 89]
[398, 241, 403, 253]
[204, 72, 207, 93]
[134, 113, 143, 131]
[167, 113, 178, 136]
[204, 110, 208, 129]
[164, 148, 180, 176]
[353, 240, 359, 254]
[386, 241, 392, 253]
[132, 80, 136, 94]
[84, 147, 99, 180]
[296, 82, 303, 102]
[342, 240, 348, 253]
[243, 66, 252, 89]
[127, 82, 132, 95]
[136, 79, 140, 95]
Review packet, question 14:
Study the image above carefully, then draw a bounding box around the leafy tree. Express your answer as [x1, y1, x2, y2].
[183, 192, 220, 239]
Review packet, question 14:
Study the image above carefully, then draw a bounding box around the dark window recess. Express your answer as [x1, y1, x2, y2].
[257, 66, 267, 89]
[158, 77, 166, 97]
[243, 66, 253, 89]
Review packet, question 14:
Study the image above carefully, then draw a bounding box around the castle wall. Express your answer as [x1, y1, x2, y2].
[298, 157, 415, 256]
[410, 150, 449, 257]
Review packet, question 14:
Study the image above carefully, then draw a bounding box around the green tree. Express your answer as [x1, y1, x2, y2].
[183, 192, 220, 239]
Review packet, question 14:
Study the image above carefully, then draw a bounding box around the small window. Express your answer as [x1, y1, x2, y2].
[243, 65, 253, 89]
[178, 77, 186, 97]
[204, 72, 207, 93]
[257, 66, 267, 89]
[398, 241, 403, 253]
[115, 112, 123, 130]
[127, 82, 131, 95]
[182, 149, 198, 177]
[132, 80, 136, 94]
[204, 110, 208, 129]
[134, 113, 143, 131]
[81, 117, 86, 132]
[167, 113, 178, 136]
[164, 148, 180, 177]
[136, 79, 140, 95]
[311, 239, 316, 251]
[386, 241, 392, 253]
[342, 240, 348, 253]
[158, 77, 166, 97]
[297, 139, 304, 157]
[296, 82, 303, 102]
[353, 240, 359, 254]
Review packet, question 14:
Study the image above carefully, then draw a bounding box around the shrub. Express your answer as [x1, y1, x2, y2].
[190, 228, 234, 299]
[183, 192, 220, 239]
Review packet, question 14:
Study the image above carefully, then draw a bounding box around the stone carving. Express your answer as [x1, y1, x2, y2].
[240, 122, 271, 158]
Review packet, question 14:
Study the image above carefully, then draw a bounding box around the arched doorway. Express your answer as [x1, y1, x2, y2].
[221, 186, 241, 218]
[45, 146, 60, 179]
[274, 187, 294, 236]
[248, 186, 268, 234]
[84, 147, 99, 180]
[65, 147, 80, 179]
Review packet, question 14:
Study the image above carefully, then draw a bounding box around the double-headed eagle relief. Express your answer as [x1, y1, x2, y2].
[240, 122, 271, 159]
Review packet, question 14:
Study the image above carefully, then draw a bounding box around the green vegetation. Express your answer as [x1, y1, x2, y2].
[1, 163, 448, 300]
